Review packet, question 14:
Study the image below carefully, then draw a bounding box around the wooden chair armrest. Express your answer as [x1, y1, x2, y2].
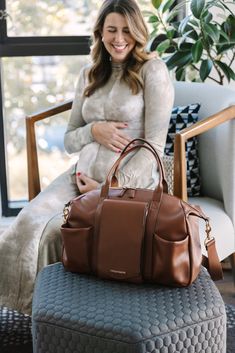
[173, 105, 235, 201]
[26, 100, 73, 200]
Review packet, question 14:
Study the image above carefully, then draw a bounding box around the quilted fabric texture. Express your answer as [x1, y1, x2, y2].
[32, 263, 226, 353]
[165, 104, 201, 196]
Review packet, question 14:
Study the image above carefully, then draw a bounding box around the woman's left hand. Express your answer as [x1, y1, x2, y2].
[76, 173, 99, 194]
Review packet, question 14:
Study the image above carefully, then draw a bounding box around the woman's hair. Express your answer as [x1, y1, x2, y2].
[84, 0, 151, 97]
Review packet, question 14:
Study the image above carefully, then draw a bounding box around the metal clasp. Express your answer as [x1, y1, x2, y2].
[63, 202, 71, 224]
[204, 219, 214, 247]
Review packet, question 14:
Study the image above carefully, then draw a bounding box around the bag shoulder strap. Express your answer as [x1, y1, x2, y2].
[202, 241, 223, 281]
[182, 201, 223, 281]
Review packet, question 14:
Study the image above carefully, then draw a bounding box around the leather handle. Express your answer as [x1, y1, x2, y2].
[110, 139, 168, 192]
[120, 138, 167, 187]
[101, 141, 168, 200]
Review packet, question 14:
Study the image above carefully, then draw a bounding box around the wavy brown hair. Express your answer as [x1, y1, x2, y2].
[84, 0, 152, 97]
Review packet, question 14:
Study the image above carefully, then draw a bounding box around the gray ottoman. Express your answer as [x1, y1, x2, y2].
[32, 263, 226, 353]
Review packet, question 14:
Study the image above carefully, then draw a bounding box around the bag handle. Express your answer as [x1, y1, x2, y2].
[101, 140, 168, 200]
[111, 138, 167, 191]
[121, 138, 166, 181]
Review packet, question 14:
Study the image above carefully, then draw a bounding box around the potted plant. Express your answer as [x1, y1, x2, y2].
[147, 0, 235, 84]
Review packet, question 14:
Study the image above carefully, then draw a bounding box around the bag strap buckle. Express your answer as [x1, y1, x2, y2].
[204, 220, 214, 248]
[63, 202, 71, 223]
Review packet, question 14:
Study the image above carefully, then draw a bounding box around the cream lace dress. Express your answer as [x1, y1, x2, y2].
[0, 57, 174, 315]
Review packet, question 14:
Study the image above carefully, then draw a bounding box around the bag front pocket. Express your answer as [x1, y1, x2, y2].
[152, 234, 190, 286]
[96, 199, 148, 283]
[61, 226, 92, 273]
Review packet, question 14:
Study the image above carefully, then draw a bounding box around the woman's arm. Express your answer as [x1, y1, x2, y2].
[64, 66, 95, 154]
[117, 58, 175, 187]
[64, 66, 132, 154]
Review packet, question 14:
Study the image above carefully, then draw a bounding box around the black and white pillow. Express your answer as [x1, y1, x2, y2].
[165, 103, 201, 196]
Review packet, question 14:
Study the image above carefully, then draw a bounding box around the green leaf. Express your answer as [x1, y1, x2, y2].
[203, 23, 220, 43]
[215, 61, 235, 82]
[165, 51, 192, 70]
[148, 15, 160, 23]
[150, 29, 158, 38]
[146, 36, 157, 52]
[219, 29, 231, 43]
[178, 16, 191, 34]
[190, 0, 205, 19]
[156, 39, 171, 53]
[199, 59, 213, 81]
[216, 42, 234, 55]
[175, 67, 186, 81]
[202, 10, 213, 23]
[166, 29, 175, 39]
[166, 10, 179, 23]
[171, 21, 181, 31]
[151, 0, 163, 9]
[162, 0, 175, 13]
[192, 39, 203, 63]
[189, 18, 200, 27]
[179, 42, 193, 51]
[187, 29, 199, 41]
[225, 15, 235, 40]
[177, 33, 193, 50]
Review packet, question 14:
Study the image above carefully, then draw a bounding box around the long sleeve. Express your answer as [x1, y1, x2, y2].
[117, 58, 174, 188]
[64, 66, 94, 154]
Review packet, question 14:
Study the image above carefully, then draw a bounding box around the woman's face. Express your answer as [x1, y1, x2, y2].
[102, 12, 136, 63]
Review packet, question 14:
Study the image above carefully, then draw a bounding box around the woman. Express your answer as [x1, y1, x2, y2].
[0, 0, 174, 315]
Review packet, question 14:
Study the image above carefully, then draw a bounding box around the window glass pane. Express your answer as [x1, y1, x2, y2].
[2, 55, 90, 201]
[6, 0, 153, 37]
[6, 0, 103, 36]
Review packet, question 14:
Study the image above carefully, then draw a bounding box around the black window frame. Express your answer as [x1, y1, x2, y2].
[0, 0, 90, 216]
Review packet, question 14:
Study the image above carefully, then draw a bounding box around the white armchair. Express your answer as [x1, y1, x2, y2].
[26, 81, 235, 281]
[173, 82, 235, 279]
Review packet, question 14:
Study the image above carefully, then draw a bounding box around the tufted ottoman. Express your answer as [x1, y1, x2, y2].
[32, 262, 226, 353]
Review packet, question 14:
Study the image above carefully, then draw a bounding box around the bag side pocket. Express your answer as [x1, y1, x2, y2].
[152, 234, 190, 286]
[61, 225, 92, 273]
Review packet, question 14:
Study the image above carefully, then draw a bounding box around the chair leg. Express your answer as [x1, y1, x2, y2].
[229, 253, 235, 286]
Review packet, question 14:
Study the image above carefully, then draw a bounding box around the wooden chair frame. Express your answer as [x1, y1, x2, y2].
[26, 101, 235, 202]
[26, 100, 73, 201]
[173, 105, 235, 200]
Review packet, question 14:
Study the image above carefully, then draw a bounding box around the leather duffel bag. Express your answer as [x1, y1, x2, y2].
[61, 138, 222, 286]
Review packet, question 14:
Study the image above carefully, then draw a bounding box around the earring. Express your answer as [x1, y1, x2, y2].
[101, 37, 104, 42]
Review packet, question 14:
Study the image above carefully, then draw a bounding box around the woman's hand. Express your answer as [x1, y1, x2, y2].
[76, 173, 99, 194]
[91, 121, 132, 152]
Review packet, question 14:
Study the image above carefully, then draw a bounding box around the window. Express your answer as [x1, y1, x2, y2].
[0, 0, 92, 216]
[6, 1, 103, 37]
[0, 0, 165, 216]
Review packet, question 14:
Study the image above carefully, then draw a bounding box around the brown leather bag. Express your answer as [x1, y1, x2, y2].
[61, 139, 222, 286]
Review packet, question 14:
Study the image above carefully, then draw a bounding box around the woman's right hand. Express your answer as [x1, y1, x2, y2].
[91, 121, 132, 152]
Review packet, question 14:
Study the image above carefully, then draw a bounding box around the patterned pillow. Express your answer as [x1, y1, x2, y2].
[164, 103, 201, 196]
[162, 154, 174, 195]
